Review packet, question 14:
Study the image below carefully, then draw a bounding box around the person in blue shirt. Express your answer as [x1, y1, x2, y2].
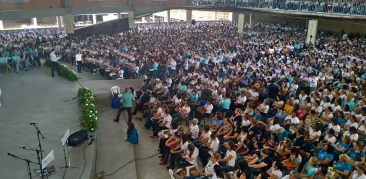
[218, 93, 231, 114]
[11, 51, 21, 73]
[301, 157, 318, 177]
[349, 141, 364, 162]
[32, 47, 41, 67]
[332, 136, 351, 158]
[126, 122, 138, 144]
[114, 88, 134, 123]
[0, 53, 11, 73]
[334, 155, 352, 178]
[317, 145, 334, 166]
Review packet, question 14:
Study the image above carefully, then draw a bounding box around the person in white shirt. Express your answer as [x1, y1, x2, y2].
[218, 141, 237, 172]
[350, 164, 366, 179]
[285, 113, 299, 125]
[308, 125, 321, 142]
[75, 50, 83, 73]
[177, 143, 199, 168]
[201, 153, 220, 178]
[50, 50, 61, 77]
[188, 118, 200, 140]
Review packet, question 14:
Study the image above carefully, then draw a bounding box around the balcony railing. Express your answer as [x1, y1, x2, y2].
[190, 0, 366, 16]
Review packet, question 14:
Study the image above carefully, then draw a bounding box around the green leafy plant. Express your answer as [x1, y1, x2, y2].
[44, 59, 79, 81]
[78, 88, 98, 132]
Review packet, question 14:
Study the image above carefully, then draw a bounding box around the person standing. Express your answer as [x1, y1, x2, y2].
[50, 50, 61, 77]
[114, 88, 134, 123]
[11, 51, 21, 73]
[75, 50, 82, 73]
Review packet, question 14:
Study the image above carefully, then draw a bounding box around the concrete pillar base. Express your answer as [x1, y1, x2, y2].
[306, 19, 318, 46]
[238, 13, 245, 37]
[249, 13, 253, 29]
[31, 17, 38, 28]
[56, 16, 62, 28]
[92, 14, 97, 24]
[186, 10, 192, 27]
[64, 14, 74, 34]
[0, 20, 3, 30]
[128, 11, 135, 29]
[167, 10, 171, 23]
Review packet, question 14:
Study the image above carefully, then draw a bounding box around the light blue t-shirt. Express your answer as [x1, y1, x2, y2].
[304, 162, 318, 176]
[121, 92, 134, 108]
[219, 98, 231, 110]
[190, 93, 199, 103]
[153, 63, 159, 71]
[0, 57, 5, 64]
[11, 55, 21, 62]
[336, 161, 351, 172]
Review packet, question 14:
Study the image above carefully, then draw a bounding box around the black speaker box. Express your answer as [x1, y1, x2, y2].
[67, 129, 88, 147]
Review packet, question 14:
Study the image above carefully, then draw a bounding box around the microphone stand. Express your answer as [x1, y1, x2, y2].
[30, 123, 45, 179]
[8, 153, 40, 179]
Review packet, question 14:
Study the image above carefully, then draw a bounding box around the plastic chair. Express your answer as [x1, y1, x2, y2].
[185, 161, 199, 176]
[111, 86, 120, 96]
[168, 169, 175, 179]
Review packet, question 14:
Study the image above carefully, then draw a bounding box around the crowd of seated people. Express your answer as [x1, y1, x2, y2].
[2, 20, 365, 178]
[0, 29, 64, 73]
[107, 22, 366, 179]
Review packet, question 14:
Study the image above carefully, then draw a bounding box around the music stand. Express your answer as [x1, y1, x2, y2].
[60, 129, 79, 175]
[8, 153, 39, 179]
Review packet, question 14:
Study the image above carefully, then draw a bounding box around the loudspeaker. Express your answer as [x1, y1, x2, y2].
[67, 129, 88, 147]
[192, 19, 196, 25]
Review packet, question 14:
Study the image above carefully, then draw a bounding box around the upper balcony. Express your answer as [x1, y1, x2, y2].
[188, 0, 366, 17]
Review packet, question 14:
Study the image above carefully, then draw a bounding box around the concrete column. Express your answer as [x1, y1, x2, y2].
[60, 16, 64, 27]
[92, 14, 97, 24]
[167, 10, 171, 23]
[31, 17, 38, 27]
[128, 11, 135, 29]
[238, 13, 245, 38]
[186, 9, 192, 27]
[0, 20, 3, 30]
[249, 13, 253, 29]
[56, 16, 62, 28]
[64, 14, 74, 34]
[306, 19, 318, 46]
[231, 12, 239, 24]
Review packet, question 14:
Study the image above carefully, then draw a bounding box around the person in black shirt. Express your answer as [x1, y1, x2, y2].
[267, 81, 279, 106]
[249, 149, 273, 176]
[293, 128, 305, 148]
[132, 89, 151, 115]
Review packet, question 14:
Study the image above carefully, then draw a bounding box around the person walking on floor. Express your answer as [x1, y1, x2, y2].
[50, 50, 61, 77]
[75, 50, 82, 73]
[114, 87, 134, 123]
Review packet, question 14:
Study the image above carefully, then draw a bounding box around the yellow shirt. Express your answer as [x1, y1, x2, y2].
[284, 104, 294, 115]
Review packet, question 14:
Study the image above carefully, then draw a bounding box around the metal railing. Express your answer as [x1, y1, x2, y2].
[190, 0, 366, 15]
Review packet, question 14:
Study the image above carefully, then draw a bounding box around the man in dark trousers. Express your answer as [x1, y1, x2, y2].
[50, 50, 61, 77]
[114, 88, 134, 123]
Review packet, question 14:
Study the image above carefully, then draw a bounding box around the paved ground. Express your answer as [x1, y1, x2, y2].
[0, 63, 172, 179]
[0, 66, 91, 179]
